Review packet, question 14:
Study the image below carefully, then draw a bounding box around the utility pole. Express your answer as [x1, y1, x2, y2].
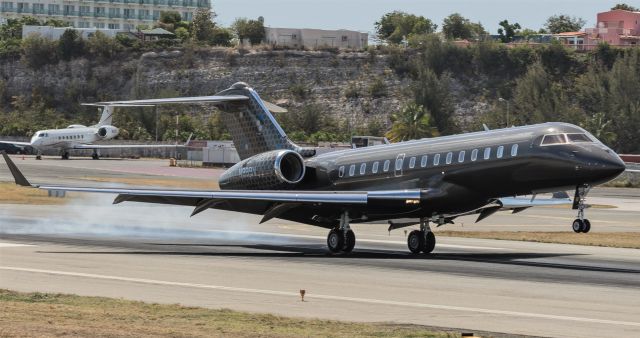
[154, 106, 158, 142]
[498, 97, 510, 127]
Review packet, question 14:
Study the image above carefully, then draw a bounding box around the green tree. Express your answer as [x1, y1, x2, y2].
[442, 13, 485, 40]
[0, 16, 39, 40]
[157, 11, 182, 32]
[385, 103, 439, 142]
[191, 8, 215, 42]
[544, 15, 586, 34]
[497, 20, 521, 43]
[85, 31, 121, 59]
[231, 17, 265, 45]
[57, 29, 84, 61]
[175, 27, 189, 41]
[412, 66, 456, 134]
[611, 3, 639, 11]
[211, 27, 233, 46]
[375, 11, 437, 44]
[21, 34, 58, 69]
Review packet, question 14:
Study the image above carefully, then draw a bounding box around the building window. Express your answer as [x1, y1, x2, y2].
[372, 161, 379, 174]
[471, 149, 478, 161]
[409, 157, 416, 169]
[458, 150, 465, 163]
[420, 155, 428, 167]
[383, 160, 390, 172]
[338, 166, 344, 178]
[342, 35, 348, 41]
[446, 152, 453, 164]
[108, 23, 119, 29]
[433, 154, 440, 166]
[95, 22, 105, 28]
[349, 165, 355, 177]
[511, 144, 518, 157]
[484, 147, 491, 160]
[359, 163, 366, 175]
[497, 146, 504, 158]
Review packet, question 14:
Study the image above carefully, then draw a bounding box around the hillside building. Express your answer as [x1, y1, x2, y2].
[554, 9, 640, 50]
[264, 27, 368, 50]
[0, 0, 209, 30]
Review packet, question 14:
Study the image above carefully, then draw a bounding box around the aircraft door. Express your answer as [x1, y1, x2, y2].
[394, 153, 405, 177]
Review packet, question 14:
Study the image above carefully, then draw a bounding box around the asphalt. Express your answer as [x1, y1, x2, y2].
[1, 154, 640, 337]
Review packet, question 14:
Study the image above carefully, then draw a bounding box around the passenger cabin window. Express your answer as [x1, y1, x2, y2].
[349, 165, 355, 177]
[383, 160, 390, 172]
[497, 146, 504, 158]
[458, 151, 465, 163]
[471, 149, 478, 161]
[409, 157, 416, 169]
[567, 133, 592, 143]
[433, 154, 440, 166]
[420, 155, 428, 167]
[359, 163, 366, 175]
[446, 152, 453, 164]
[541, 134, 567, 145]
[372, 161, 379, 174]
[338, 166, 345, 178]
[395, 157, 403, 171]
[484, 147, 491, 160]
[511, 144, 518, 157]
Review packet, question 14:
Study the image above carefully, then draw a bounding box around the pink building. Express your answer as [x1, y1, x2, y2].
[555, 9, 640, 50]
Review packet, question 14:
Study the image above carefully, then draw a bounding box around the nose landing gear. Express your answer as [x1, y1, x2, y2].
[572, 185, 591, 233]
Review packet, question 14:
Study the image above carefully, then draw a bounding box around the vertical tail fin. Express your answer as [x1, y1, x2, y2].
[215, 82, 314, 160]
[97, 105, 114, 126]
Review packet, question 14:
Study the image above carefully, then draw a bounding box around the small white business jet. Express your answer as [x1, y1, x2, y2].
[0, 105, 188, 160]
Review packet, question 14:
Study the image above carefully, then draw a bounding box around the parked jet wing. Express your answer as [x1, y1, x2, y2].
[95, 95, 249, 106]
[0, 140, 32, 147]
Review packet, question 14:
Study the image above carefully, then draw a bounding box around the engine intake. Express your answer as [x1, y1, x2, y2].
[219, 150, 306, 190]
[96, 125, 119, 139]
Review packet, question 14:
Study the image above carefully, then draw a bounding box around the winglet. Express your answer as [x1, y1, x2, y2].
[1, 151, 32, 187]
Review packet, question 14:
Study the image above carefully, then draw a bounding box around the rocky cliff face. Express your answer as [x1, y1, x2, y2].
[0, 48, 411, 130]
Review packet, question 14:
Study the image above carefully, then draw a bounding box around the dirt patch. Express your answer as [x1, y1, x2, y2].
[436, 231, 640, 249]
[0, 289, 460, 338]
[0, 182, 69, 205]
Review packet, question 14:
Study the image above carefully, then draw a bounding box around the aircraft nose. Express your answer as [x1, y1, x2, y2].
[585, 149, 626, 180]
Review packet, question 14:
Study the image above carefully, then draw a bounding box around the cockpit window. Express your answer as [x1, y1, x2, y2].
[541, 134, 567, 145]
[566, 133, 592, 143]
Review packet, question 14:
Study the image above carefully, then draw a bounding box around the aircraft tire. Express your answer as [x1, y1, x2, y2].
[423, 231, 436, 254]
[407, 230, 425, 254]
[327, 229, 344, 253]
[343, 230, 356, 253]
[582, 219, 591, 233]
[572, 219, 584, 233]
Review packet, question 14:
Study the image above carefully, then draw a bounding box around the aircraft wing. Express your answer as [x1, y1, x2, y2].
[0, 140, 32, 147]
[2, 151, 420, 208]
[95, 95, 249, 106]
[71, 144, 185, 150]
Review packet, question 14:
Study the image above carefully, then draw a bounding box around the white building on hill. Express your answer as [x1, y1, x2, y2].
[0, 0, 209, 30]
[265, 27, 368, 50]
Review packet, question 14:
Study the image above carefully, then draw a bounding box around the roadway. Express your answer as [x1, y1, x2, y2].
[1, 155, 640, 337]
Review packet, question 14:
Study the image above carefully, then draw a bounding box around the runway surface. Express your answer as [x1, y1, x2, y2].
[2, 155, 640, 337]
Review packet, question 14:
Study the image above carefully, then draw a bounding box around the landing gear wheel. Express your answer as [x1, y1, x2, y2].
[92, 153, 100, 160]
[343, 230, 356, 253]
[423, 231, 436, 254]
[407, 230, 425, 254]
[572, 219, 584, 233]
[35, 155, 42, 160]
[327, 229, 344, 253]
[582, 219, 591, 233]
[61, 152, 69, 160]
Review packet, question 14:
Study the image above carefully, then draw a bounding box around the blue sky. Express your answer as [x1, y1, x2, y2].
[214, 0, 640, 35]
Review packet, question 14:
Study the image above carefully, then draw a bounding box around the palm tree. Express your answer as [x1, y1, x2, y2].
[385, 103, 439, 142]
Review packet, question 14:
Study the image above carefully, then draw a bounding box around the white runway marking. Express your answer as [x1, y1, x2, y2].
[0, 242, 33, 248]
[2, 266, 638, 328]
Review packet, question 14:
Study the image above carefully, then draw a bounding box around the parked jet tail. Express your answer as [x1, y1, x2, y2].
[214, 82, 314, 160]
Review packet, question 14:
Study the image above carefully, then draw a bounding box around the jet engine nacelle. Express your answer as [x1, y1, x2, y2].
[219, 150, 306, 190]
[96, 125, 119, 140]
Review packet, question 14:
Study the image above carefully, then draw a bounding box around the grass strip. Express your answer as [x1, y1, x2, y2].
[436, 231, 640, 249]
[0, 289, 460, 338]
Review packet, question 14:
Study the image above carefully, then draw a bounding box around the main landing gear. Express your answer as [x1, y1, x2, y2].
[91, 150, 100, 160]
[61, 151, 70, 160]
[327, 212, 356, 254]
[572, 184, 591, 233]
[407, 218, 436, 254]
